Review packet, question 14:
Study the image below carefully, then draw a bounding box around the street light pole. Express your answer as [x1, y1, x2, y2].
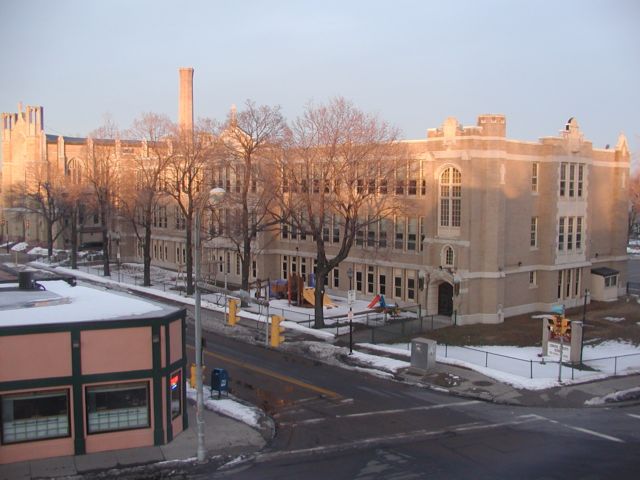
[580, 289, 590, 365]
[194, 187, 225, 463]
[348, 267, 353, 355]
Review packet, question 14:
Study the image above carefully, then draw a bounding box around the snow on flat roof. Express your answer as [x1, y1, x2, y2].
[0, 280, 167, 327]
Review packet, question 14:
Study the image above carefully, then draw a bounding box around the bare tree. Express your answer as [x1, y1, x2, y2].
[13, 160, 67, 258]
[276, 97, 402, 328]
[216, 101, 288, 291]
[120, 113, 174, 286]
[165, 119, 217, 295]
[84, 117, 120, 276]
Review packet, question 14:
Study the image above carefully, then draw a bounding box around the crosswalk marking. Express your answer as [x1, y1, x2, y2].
[531, 414, 625, 443]
[279, 400, 480, 427]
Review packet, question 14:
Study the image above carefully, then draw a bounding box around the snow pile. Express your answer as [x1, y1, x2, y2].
[11, 242, 28, 252]
[584, 386, 640, 406]
[603, 316, 625, 322]
[185, 383, 262, 428]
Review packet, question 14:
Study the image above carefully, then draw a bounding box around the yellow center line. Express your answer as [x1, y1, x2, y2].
[186, 345, 342, 400]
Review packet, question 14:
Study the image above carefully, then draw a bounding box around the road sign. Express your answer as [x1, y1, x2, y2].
[348, 290, 356, 306]
[547, 341, 571, 361]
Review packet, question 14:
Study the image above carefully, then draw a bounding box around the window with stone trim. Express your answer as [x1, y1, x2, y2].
[530, 217, 538, 248]
[439, 167, 461, 227]
[531, 162, 538, 193]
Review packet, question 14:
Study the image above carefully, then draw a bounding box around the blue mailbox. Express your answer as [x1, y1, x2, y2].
[211, 368, 229, 398]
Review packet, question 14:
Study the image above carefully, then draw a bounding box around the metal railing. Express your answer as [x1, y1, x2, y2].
[439, 344, 640, 380]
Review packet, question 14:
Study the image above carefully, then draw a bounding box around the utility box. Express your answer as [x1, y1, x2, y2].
[411, 338, 437, 372]
[211, 368, 229, 398]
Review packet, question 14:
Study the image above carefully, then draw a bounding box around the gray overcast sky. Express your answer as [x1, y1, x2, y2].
[1, 0, 638, 156]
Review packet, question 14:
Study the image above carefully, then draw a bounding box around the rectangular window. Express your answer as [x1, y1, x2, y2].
[440, 198, 449, 227]
[407, 277, 415, 300]
[170, 371, 182, 420]
[419, 217, 425, 252]
[379, 274, 386, 295]
[395, 179, 404, 195]
[379, 179, 388, 195]
[530, 217, 538, 248]
[569, 164, 575, 197]
[574, 269, 581, 297]
[531, 162, 538, 193]
[557, 270, 563, 299]
[333, 268, 339, 289]
[565, 269, 572, 298]
[560, 163, 567, 196]
[567, 217, 574, 251]
[332, 216, 340, 244]
[558, 217, 565, 251]
[394, 217, 405, 250]
[282, 255, 288, 280]
[367, 266, 375, 294]
[408, 179, 417, 196]
[367, 220, 376, 247]
[605, 275, 618, 287]
[576, 217, 583, 250]
[281, 221, 289, 240]
[356, 271, 363, 292]
[577, 164, 584, 197]
[529, 271, 537, 286]
[394, 275, 402, 298]
[1, 390, 69, 444]
[86, 382, 149, 434]
[452, 198, 461, 228]
[379, 220, 388, 248]
[407, 218, 417, 251]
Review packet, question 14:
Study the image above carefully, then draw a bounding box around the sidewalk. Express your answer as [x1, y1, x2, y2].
[0, 403, 267, 480]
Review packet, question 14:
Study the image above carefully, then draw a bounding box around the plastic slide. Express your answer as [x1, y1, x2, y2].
[302, 287, 335, 307]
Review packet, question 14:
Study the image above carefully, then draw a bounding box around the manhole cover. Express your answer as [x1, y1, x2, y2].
[473, 380, 493, 387]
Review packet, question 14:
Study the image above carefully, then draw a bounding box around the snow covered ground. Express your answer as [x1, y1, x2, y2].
[362, 341, 640, 390]
[185, 383, 264, 428]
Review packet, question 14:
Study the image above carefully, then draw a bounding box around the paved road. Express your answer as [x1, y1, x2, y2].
[184, 312, 640, 480]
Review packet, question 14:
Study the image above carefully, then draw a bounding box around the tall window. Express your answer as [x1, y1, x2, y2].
[394, 217, 405, 250]
[367, 266, 375, 294]
[86, 382, 149, 434]
[558, 218, 565, 251]
[567, 217, 574, 250]
[576, 217, 583, 250]
[560, 163, 567, 196]
[1, 390, 69, 444]
[531, 162, 538, 193]
[577, 165, 584, 197]
[407, 218, 417, 251]
[440, 167, 461, 227]
[569, 164, 576, 197]
[530, 217, 538, 248]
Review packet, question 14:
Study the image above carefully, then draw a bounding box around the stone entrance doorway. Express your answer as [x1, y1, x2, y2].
[437, 282, 453, 316]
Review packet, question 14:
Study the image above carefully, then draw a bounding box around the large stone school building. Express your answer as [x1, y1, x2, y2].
[0, 68, 630, 325]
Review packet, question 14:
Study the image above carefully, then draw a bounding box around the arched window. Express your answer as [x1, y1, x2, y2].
[66, 158, 82, 185]
[439, 167, 461, 227]
[442, 246, 455, 267]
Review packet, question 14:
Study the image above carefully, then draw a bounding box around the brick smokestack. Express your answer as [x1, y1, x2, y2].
[178, 67, 194, 131]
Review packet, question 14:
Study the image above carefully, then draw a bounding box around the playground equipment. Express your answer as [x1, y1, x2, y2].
[302, 287, 335, 307]
[367, 294, 399, 315]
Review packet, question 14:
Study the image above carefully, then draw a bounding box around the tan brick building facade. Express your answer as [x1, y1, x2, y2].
[1, 69, 630, 324]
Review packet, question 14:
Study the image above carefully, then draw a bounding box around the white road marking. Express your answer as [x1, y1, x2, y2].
[626, 413, 640, 420]
[279, 400, 480, 427]
[531, 414, 625, 443]
[224, 415, 543, 468]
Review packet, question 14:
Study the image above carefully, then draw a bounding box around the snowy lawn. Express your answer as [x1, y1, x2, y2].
[361, 341, 640, 390]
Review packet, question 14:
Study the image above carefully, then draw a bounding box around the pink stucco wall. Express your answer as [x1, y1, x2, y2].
[81, 327, 152, 374]
[0, 332, 71, 382]
[170, 319, 182, 365]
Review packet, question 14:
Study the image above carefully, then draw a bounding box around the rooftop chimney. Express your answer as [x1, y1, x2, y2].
[178, 67, 194, 131]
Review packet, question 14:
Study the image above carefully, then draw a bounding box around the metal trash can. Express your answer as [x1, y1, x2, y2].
[211, 368, 229, 398]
